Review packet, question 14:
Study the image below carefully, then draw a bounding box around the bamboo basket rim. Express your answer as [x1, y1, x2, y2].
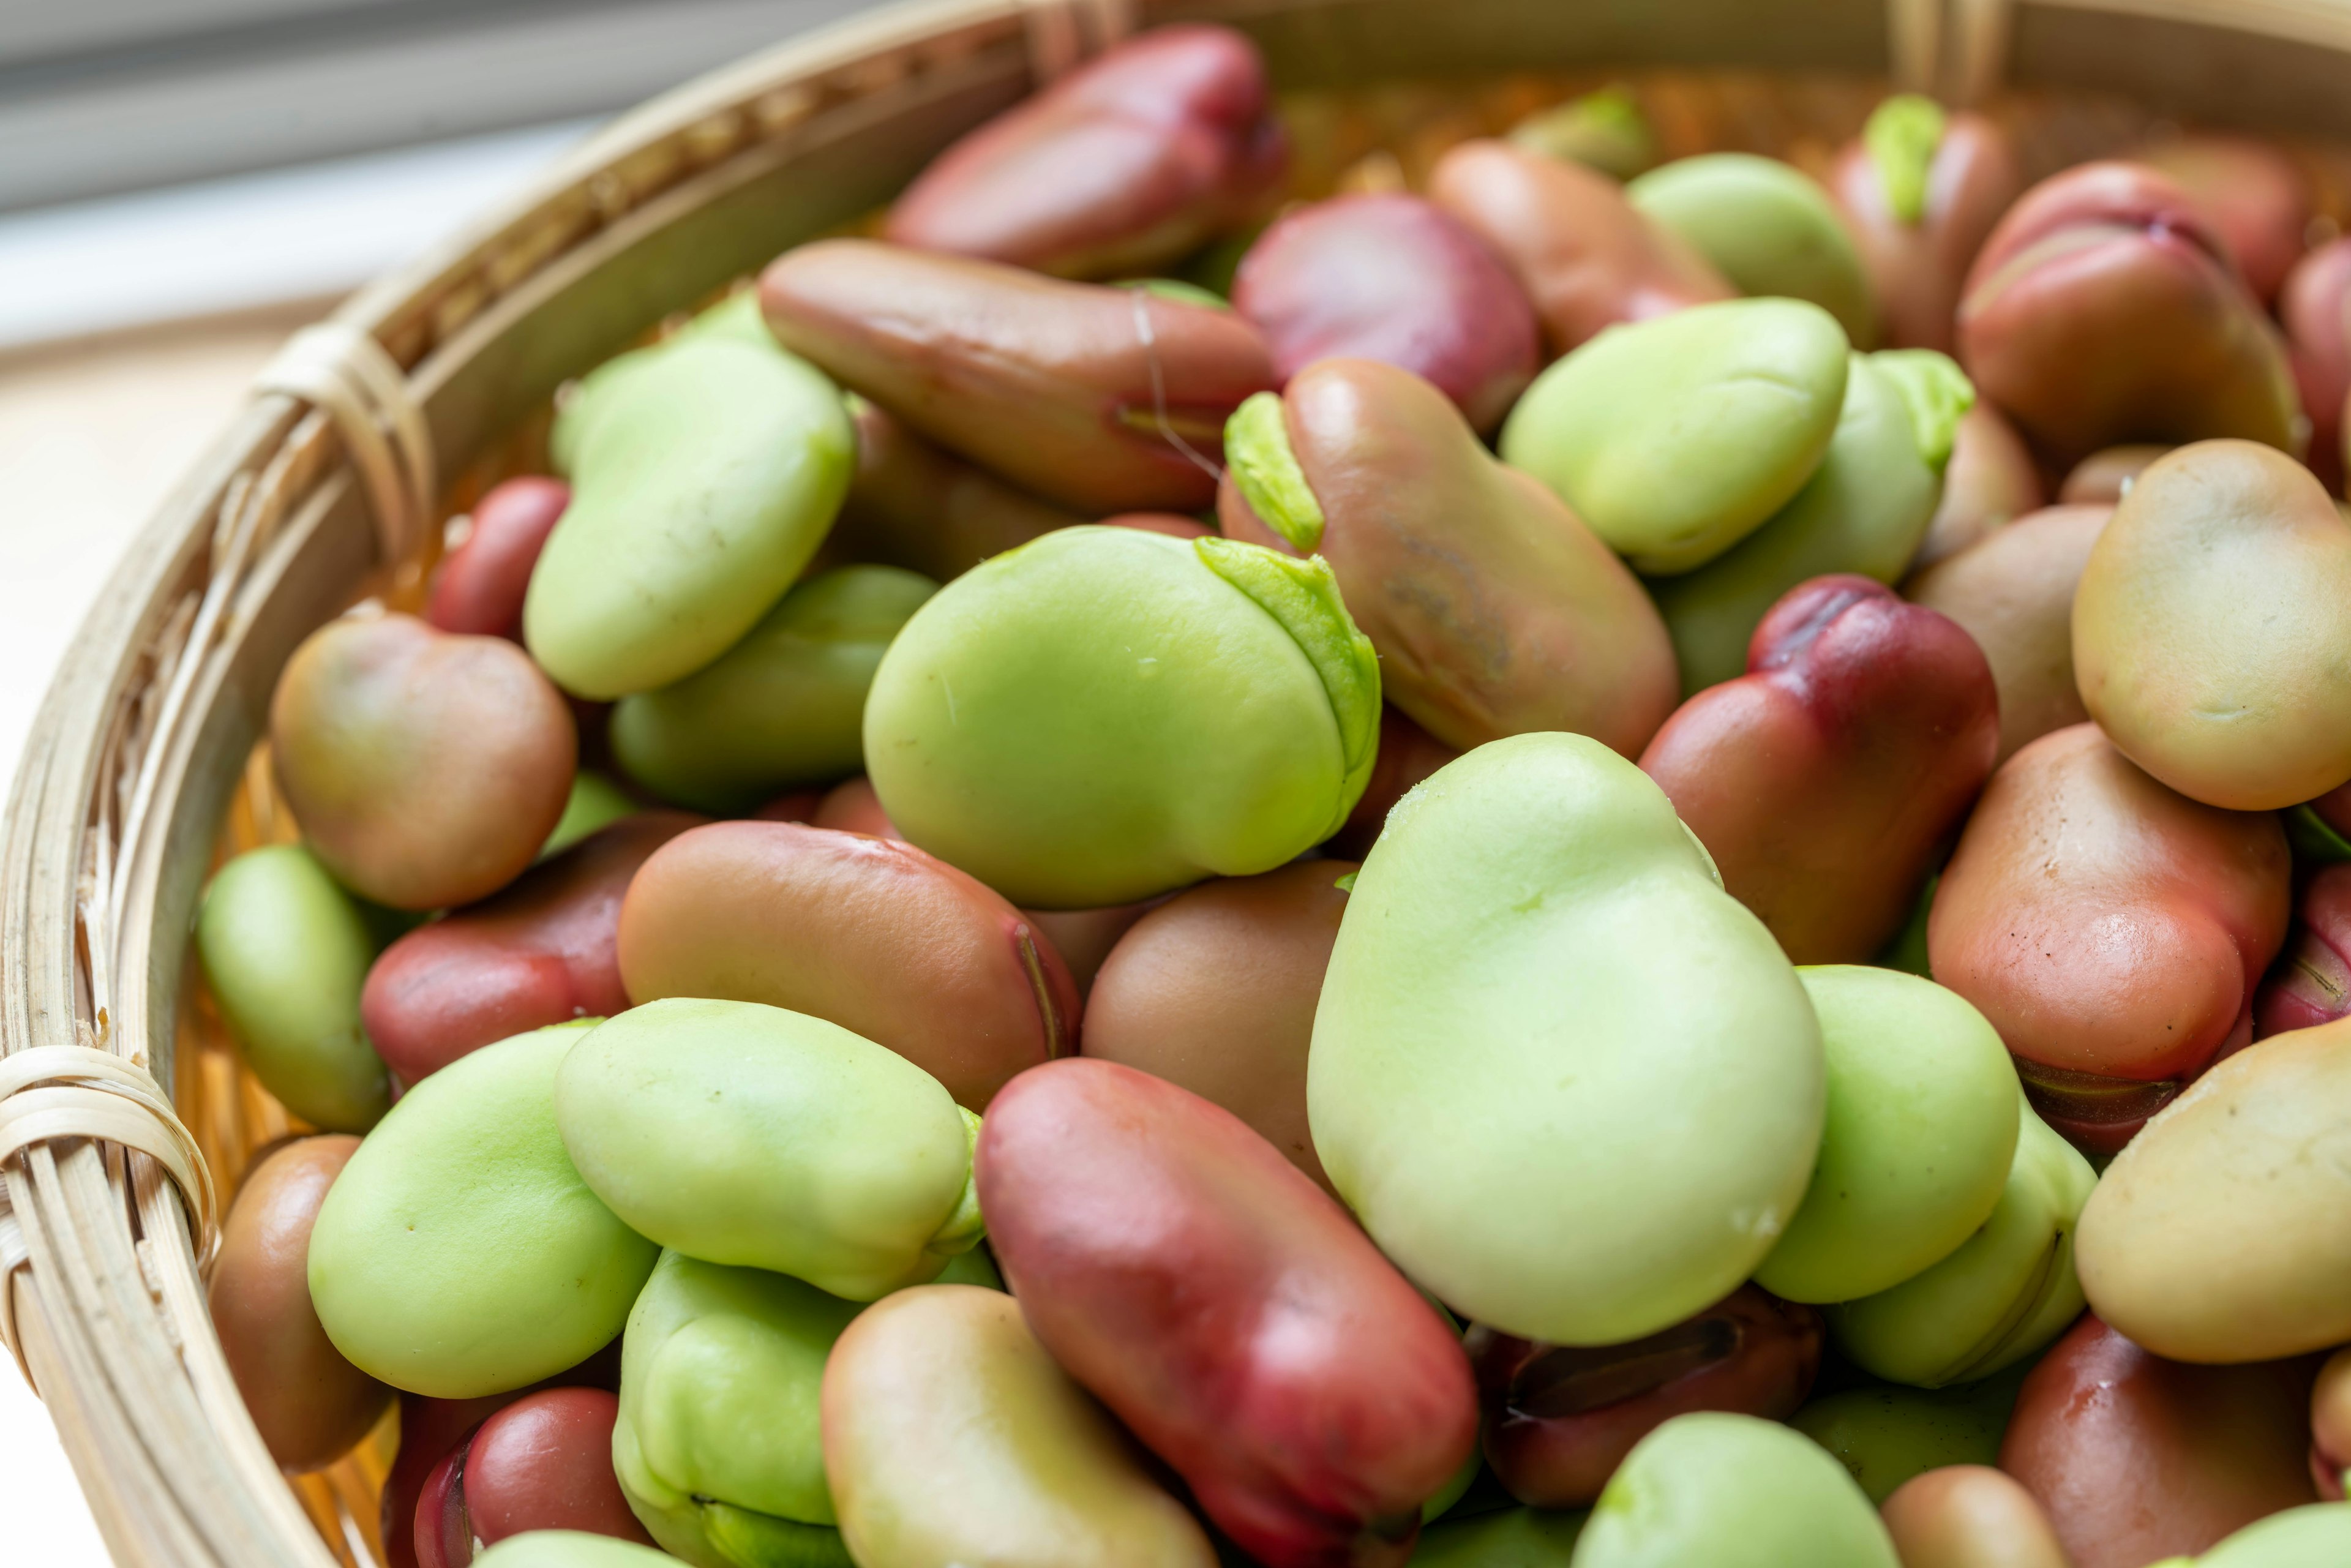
[11, 0, 2351, 1563]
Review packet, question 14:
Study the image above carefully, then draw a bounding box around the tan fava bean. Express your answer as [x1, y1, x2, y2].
[1878, 1466, 2072, 1568]
[1907, 402, 2045, 574]
[616, 820, 1078, 1109]
[828, 399, 1086, 582]
[760, 240, 1275, 515]
[1428, 139, 1734, 356]
[208, 1136, 392, 1472]
[1082, 859, 1354, 1192]
[1904, 504, 2110, 765]
[2075, 1016, 2351, 1364]
[271, 613, 575, 910]
[1218, 358, 1678, 757]
[2057, 445, 2169, 506]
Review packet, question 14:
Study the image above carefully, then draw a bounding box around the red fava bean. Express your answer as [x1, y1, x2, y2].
[1231, 193, 1541, 433]
[1999, 1314, 2318, 1568]
[426, 478, 570, 641]
[414, 1388, 650, 1568]
[1929, 724, 2290, 1153]
[1468, 1285, 1822, 1509]
[1640, 577, 1999, 965]
[977, 1059, 1478, 1567]
[2253, 863, 2351, 1038]
[829, 400, 1087, 581]
[883, 24, 1285, 280]
[2281, 237, 2351, 494]
[360, 812, 700, 1085]
[618, 820, 1079, 1109]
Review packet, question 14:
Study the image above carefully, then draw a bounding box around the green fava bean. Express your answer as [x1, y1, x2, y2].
[307, 1022, 657, 1397]
[555, 999, 981, 1301]
[2177, 1504, 2351, 1567]
[526, 322, 854, 701]
[473, 1532, 681, 1568]
[1572, 1412, 1900, 1568]
[1755, 966, 2019, 1305]
[196, 844, 390, 1132]
[1499, 299, 1850, 574]
[863, 526, 1379, 909]
[610, 566, 938, 812]
[1828, 1100, 2096, 1387]
[1652, 350, 1973, 694]
[613, 1250, 857, 1568]
[1411, 1505, 1588, 1564]
[1629, 152, 1880, 346]
[1790, 1366, 2028, 1503]
[1308, 732, 1824, 1346]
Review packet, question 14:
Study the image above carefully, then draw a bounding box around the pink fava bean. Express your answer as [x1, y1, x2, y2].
[414, 1389, 652, 1568]
[977, 1058, 1479, 1567]
[426, 478, 570, 641]
[883, 24, 1285, 280]
[2281, 238, 2351, 494]
[1232, 194, 1541, 433]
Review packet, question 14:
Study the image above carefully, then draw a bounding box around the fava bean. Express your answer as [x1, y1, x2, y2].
[1500, 298, 1850, 574]
[208, 1135, 390, 1471]
[272, 613, 575, 910]
[427, 478, 570, 641]
[197, 844, 391, 1131]
[2132, 134, 2312, 303]
[1790, 1371, 2026, 1503]
[1878, 1465, 2070, 1568]
[1830, 97, 2023, 355]
[2075, 1015, 2351, 1363]
[761, 241, 1275, 514]
[863, 526, 1378, 907]
[1231, 195, 1540, 432]
[823, 1284, 1217, 1568]
[979, 1059, 1477, 1567]
[1309, 732, 1824, 1346]
[828, 399, 1085, 582]
[2057, 444, 2168, 505]
[1507, 84, 1657, 179]
[2177, 1505, 2351, 1567]
[2282, 238, 2351, 493]
[1409, 1505, 1586, 1564]
[415, 1389, 651, 1568]
[471, 1534, 675, 1568]
[882, 24, 1284, 279]
[1640, 579, 1999, 964]
[1220, 359, 1677, 754]
[1907, 402, 2044, 573]
[1327, 705, 1460, 858]
[1572, 1412, 1900, 1567]
[2074, 440, 2351, 811]
[1630, 152, 1880, 347]
[2254, 865, 2351, 1037]
[2312, 1349, 2351, 1500]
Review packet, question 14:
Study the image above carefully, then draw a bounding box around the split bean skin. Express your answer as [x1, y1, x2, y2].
[1829, 97, 2023, 354]
[882, 23, 1284, 279]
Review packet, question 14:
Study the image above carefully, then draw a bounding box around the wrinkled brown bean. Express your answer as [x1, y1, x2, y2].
[2133, 133, 2313, 304]
[2282, 238, 2351, 493]
[1908, 402, 2045, 573]
[883, 24, 1284, 279]
[414, 1388, 651, 1567]
[1231, 194, 1540, 433]
[617, 820, 1079, 1109]
[1081, 860, 1353, 1192]
[1220, 358, 1677, 756]
[1326, 705, 1460, 859]
[761, 240, 1275, 514]
[2056, 444, 2168, 506]
[830, 400, 1086, 582]
[272, 613, 576, 910]
[427, 478, 569, 641]
[1830, 104, 2023, 354]
[209, 1136, 390, 1472]
[1904, 504, 2109, 763]
[1879, 1465, 2071, 1568]
[1998, 1314, 2318, 1568]
[1428, 138, 1734, 356]
[1468, 1286, 1822, 1509]
[1955, 162, 2301, 467]
[360, 812, 700, 1085]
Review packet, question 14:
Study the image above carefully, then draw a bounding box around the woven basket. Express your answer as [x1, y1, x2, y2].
[10, 0, 2351, 1562]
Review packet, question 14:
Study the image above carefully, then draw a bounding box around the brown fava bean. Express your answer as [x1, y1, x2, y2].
[2057, 445, 2168, 506]
[1879, 1465, 2072, 1568]
[208, 1136, 390, 1472]
[2282, 238, 2351, 493]
[1081, 859, 1353, 1192]
[760, 240, 1275, 514]
[359, 812, 700, 1085]
[1907, 402, 2045, 573]
[1325, 705, 1460, 860]
[1955, 162, 2301, 467]
[882, 24, 1284, 280]
[978, 1059, 1477, 1567]
[272, 613, 575, 911]
[1428, 138, 1734, 356]
[1830, 108, 2023, 355]
[2311, 1348, 2351, 1500]
[1022, 901, 1158, 999]
[2132, 133, 2313, 304]
[2254, 864, 2351, 1038]
[1640, 577, 1998, 965]
[426, 478, 569, 641]
[1468, 1285, 1822, 1509]
[1927, 724, 2290, 1153]
[1220, 358, 1677, 757]
[415, 1389, 651, 1567]
[1231, 195, 1540, 433]
[830, 400, 1086, 581]
[1998, 1315, 2317, 1568]
[1903, 504, 2109, 765]
[617, 820, 1078, 1109]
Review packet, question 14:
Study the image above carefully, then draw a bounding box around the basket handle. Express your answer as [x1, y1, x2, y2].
[255, 321, 437, 571]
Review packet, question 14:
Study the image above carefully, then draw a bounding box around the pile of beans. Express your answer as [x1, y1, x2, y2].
[193, 23, 2351, 1568]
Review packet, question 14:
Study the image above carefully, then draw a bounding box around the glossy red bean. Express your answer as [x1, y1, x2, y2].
[414, 1388, 651, 1567]
[426, 478, 570, 641]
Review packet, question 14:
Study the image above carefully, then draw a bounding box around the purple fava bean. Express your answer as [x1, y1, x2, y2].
[1232, 195, 1540, 434]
